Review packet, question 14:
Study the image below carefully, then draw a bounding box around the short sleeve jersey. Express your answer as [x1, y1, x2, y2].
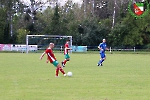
[64, 43, 69, 55]
[45, 47, 56, 63]
[99, 42, 107, 53]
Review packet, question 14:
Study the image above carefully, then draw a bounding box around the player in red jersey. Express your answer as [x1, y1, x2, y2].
[40, 43, 66, 77]
[61, 40, 72, 67]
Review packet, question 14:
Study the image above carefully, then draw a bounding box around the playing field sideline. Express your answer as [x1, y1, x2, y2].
[0, 53, 150, 100]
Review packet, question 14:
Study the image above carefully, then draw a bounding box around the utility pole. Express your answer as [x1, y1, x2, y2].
[92, 0, 95, 15]
[84, 0, 87, 18]
[112, 0, 116, 29]
[10, 15, 13, 37]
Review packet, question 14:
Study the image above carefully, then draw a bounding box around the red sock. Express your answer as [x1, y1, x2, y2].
[63, 59, 67, 65]
[59, 67, 65, 75]
[55, 67, 59, 76]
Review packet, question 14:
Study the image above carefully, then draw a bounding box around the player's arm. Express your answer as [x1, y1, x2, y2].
[106, 47, 109, 51]
[66, 47, 72, 50]
[40, 52, 46, 60]
[46, 57, 49, 63]
[98, 46, 103, 51]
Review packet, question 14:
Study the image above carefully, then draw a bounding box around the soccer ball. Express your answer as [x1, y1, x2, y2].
[67, 72, 73, 77]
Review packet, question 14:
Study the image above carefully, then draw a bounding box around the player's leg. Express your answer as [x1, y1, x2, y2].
[97, 53, 102, 66]
[57, 64, 66, 76]
[100, 53, 106, 66]
[62, 54, 70, 67]
[63, 58, 70, 65]
[55, 67, 59, 77]
[97, 53, 105, 66]
[52, 61, 66, 77]
[52, 61, 60, 77]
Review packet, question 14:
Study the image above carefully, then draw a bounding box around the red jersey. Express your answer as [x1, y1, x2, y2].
[64, 43, 69, 54]
[45, 47, 56, 63]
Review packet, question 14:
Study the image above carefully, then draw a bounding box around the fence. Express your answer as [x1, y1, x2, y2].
[0, 44, 150, 53]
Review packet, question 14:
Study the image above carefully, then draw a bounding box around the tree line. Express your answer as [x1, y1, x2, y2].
[0, 0, 150, 48]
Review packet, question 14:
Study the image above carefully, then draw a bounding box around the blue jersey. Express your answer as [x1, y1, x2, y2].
[99, 42, 107, 53]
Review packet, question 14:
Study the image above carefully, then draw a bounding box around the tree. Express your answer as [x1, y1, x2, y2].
[0, 0, 25, 43]
[49, 4, 61, 35]
[0, 8, 6, 43]
[17, 29, 29, 44]
[110, 13, 144, 47]
[138, 12, 150, 45]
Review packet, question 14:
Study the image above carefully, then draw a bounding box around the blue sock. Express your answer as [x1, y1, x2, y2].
[98, 60, 101, 65]
[98, 59, 104, 65]
[100, 59, 104, 64]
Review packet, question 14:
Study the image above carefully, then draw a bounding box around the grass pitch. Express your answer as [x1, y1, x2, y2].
[0, 52, 150, 100]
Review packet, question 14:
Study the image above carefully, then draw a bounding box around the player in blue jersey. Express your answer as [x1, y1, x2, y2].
[97, 39, 109, 66]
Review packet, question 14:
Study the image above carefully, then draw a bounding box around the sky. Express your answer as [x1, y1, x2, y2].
[19, 0, 83, 12]
[20, 0, 82, 6]
[59, 0, 82, 4]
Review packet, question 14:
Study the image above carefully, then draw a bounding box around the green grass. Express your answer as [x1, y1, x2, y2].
[0, 52, 150, 100]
